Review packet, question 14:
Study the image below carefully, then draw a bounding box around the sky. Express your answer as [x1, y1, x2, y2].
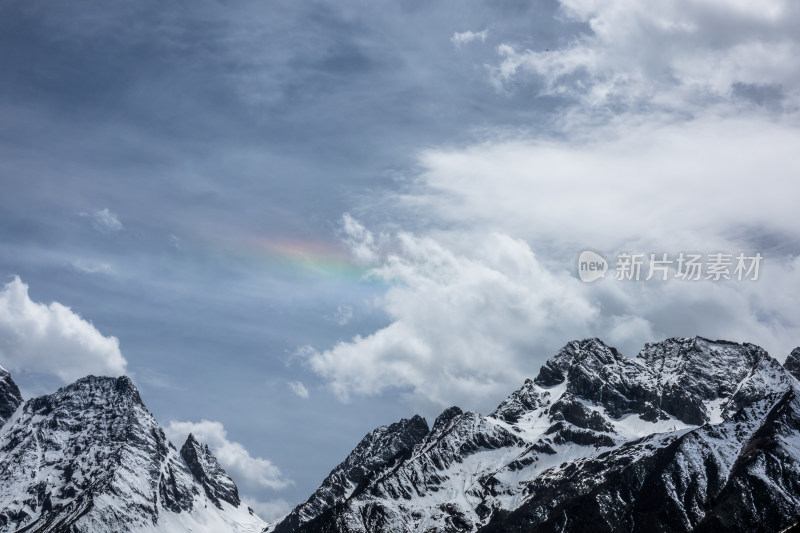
[1, 0, 800, 521]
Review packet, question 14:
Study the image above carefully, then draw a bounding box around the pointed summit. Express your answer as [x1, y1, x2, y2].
[785, 347, 800, 381]
[272, 414, 429, 533]
[432, 406, 463, 431]
[534, 338, 650, 419]
[534, 338, 622, 387]
[180, 433, 241, 508]
[492, 379, 545, 423]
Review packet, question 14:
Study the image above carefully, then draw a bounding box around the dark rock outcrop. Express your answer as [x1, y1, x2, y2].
[785, 347, 800, 381]
[181, 433, 241, 508]
[0, 364, 22, 427]
[271, 414, 429, 533]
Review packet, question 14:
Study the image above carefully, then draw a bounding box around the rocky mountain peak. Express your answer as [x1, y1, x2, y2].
[785, 347, 800, 381]
[0, 370, 264, 532]
[180, 433, 241, 508]
[34, 374, 143, 409]
[0, 363, 22, 427]
[526, 337, 781, 426]
[492, 379, 545, 423]
[270, 414, 429, 533]
[279, 337, 800, 533]
[638, 337, 770, 406]
[639, 336, 765, 373]
[534, 338, 622, 387]
[433, 406, 463, 430]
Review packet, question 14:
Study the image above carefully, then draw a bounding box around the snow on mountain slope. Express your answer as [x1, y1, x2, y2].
[280, 337, 800, 533]
[0, 375, 265, 533]
[480, 340, 793, 533]
[2, 337, 798, 533]
[268, 414, 429, 533]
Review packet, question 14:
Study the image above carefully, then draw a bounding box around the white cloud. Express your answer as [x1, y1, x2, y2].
[241, 496, 291, 523]
[332, 304, 353, 326]
[304, 111, 800, 412]
[81, 207, 123, 233]
[407, 115, 800, 254]
[451, 29, 488, 47]
[306, 231, 600, 408]
[71, 260, 114, 275]
[288, 380, 309, 399]
[489, 0, 800, 112]
[297, 0, 800, 414]
[340, 213, 379, 265]
[165, 419, 291, 491]
[0, 276, 127, 382]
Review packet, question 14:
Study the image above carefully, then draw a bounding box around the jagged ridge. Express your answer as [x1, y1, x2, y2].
[273, 337, 800, 533]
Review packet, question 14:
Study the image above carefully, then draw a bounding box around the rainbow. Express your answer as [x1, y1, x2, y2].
[227, 236, 371, 281]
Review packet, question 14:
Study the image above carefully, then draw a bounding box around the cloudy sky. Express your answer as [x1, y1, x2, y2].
[2, 0, 799, 520]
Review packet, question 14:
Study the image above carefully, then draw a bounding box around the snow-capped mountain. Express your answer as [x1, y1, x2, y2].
[2, 337, 799, 532]
[269, 337, 800, 533]
[181, 433, 242, 510]
[0, 374, 265, 533]
[271, 415, 429, 533]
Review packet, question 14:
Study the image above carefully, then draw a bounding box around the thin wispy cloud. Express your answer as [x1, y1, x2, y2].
[288, 380, 309, 399]
[71, 260, 114, 275]
[451, 29, 488, 48]
[81, 208, 123, 233]
[332, 305, 353, 326]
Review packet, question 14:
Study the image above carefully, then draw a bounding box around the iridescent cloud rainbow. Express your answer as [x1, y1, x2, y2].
[233, 236, 369, 280]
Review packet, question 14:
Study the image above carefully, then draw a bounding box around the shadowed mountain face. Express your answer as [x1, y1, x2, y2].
[0, 374, 264, 533]
[271, 414, 430, 533]
[181, 433, 242, 509]
[268, 337, 800, 533]
[0, 364, 22, 427]
[785, 347, 800, 381]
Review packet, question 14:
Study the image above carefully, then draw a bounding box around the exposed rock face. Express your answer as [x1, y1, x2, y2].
[181, 433, 241, 508]
[785, 347, 800, 381]
[274, 337, 800, 533]
[0, 375, 264, 532]
[270, 415, 429, 533]
[0, 364, 22, 427]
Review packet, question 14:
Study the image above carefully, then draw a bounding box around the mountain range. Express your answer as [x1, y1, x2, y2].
[269, 337, 800, 533]
[2, 336, 800, 532]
